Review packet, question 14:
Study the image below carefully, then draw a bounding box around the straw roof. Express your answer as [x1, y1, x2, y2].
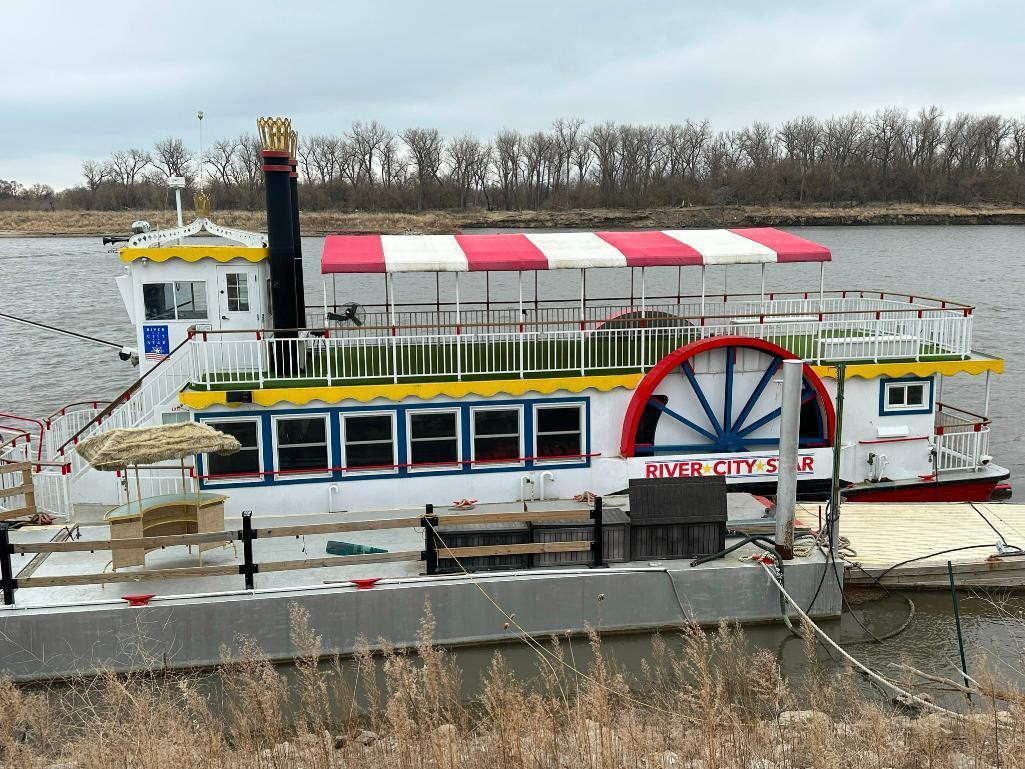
[76, 422, 241, 471]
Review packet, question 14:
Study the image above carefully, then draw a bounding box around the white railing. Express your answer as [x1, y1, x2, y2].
[934, 403, 991, 473]
[193, 306, 975, 388]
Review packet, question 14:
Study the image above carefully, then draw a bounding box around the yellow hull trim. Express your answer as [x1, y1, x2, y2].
[121, 245, 268, 264]
[180, 373, 645, 409]
[811, 358, 1004, 380]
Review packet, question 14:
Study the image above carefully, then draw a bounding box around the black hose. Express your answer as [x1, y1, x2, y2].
[689, 535, 781, 568]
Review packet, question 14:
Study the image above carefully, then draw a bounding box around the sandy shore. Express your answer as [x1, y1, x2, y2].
[2, 203, 1025, 237]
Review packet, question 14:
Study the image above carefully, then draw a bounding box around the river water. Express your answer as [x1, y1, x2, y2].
[1, 225, 1024, 695]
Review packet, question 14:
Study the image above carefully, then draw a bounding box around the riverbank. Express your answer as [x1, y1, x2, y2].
[3, 202, 1025, 236]
[6, 611, 1020, 769]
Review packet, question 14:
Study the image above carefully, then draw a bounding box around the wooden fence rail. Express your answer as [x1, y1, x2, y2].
[0, 500, 606, 604]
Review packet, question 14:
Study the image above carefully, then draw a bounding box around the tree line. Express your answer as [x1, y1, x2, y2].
[4, 107, 1025, 213]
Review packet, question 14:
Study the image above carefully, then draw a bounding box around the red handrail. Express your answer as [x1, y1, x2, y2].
[0, 414, 44, 461]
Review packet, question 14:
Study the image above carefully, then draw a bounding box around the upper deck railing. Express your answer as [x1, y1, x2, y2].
[188, 289, 975, 388]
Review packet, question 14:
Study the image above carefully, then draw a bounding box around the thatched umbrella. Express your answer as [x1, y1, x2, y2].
[77, 422, 240, 506]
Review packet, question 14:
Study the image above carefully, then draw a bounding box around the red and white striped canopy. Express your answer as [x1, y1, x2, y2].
[321, 227, 830, 274]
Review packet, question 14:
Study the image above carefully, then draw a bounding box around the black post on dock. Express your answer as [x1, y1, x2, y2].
[239, 510, 257, 591]
[422, 504, 439, 576]
[591, 496, 606, 568]
[0, 523, 15, 605]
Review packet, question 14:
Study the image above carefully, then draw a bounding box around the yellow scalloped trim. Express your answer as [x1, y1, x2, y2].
[811, 358, 1004, 380]
[120, 245, 268, 263]
[179, 373, 644, 409]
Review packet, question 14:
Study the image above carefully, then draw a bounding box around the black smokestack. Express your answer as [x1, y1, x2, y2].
[257, 117, 304, 374]
[288, 152, 307, 328]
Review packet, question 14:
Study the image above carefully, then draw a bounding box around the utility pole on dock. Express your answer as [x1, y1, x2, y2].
[775, 359, 803, 559]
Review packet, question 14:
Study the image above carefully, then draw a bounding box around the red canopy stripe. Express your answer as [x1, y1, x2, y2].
[454, 233, 550, 271]
[729, 227, 832, 263]
[322, 235, 386, 273]
[595, 231, 704, 266]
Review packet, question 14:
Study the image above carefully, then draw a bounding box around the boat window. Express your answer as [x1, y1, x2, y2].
[225, 273, 250, 312]
[203, 418, 261, 480]
[471, 407, 522, 466]
[534, 403, 585, 462]
[143, 281, 208, 321]
[274, 415, 330, 475]
[342, 412, 396, 473]
[408, 410, 459, 470]
[881, 378, 933, 414]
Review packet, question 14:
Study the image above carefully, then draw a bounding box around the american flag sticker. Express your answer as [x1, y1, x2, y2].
[143, 325, 170, 361]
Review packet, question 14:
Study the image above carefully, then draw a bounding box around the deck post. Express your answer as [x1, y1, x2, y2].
[518, 271, 524, 378]
[818, 262, 825, 313]
[760, 264, 765, 303]
[580, 268, 586, 375]
[423, 503, 439, 575]
[775, 360, 802, 560]
[0, 523, 15, 605]
[387, 273, 399, 383]
[640, 267, 647, 370]
[240, 510, 256, 591]
[455, 273, 462, 381]
[591, 496, 606, 568]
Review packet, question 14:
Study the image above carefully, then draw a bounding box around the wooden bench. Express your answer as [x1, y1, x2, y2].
[105, 492, 229, 570]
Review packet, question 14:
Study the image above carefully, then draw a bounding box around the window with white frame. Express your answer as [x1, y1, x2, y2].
[881, 378, 933, 414]
[471, 406, 522, 466]
[534, 403, 585, 462]
[408, 409, 460, 470]
[225, 272, 251, 312]
[274, 415, 330, 475]
[203, 418, 261, 480]
[342, 412, 396, 473]
[143, 281, 208, 320]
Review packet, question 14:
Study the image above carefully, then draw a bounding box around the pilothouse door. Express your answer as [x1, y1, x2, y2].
[215, 266, 263, 376]
[216, 266, 261, 331]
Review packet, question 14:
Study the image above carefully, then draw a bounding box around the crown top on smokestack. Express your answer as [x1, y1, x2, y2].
[257, 116, 294, 154]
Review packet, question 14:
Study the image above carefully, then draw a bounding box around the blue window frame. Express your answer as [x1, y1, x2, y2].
[879, 377, 933, 416]
[196, 396, 590, 489]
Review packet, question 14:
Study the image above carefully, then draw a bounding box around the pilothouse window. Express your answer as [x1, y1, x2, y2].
[225, 273, 250, 312]
[143, 281, 208, 321]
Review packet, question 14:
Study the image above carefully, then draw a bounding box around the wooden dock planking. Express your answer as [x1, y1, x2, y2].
[795, 503, 1025, 589]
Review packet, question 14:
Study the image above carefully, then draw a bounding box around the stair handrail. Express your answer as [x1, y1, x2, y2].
[56, 335, 194, 455]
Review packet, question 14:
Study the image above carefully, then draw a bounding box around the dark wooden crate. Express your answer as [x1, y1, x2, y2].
[629, 521, 726, 560]
[434, 521, 529, 574]
[628, 477, 727, 559]
[532, 507, 630, 567]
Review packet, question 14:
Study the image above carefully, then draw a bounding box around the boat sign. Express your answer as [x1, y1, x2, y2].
[641, 452, 820, 480]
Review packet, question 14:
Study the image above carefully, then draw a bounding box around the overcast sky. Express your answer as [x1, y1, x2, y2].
[4, 0, 1024, 189]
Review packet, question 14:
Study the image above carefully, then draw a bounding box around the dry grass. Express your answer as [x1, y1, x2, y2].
[2, 604, 1023, 768]
[3, 202, 1025, 237]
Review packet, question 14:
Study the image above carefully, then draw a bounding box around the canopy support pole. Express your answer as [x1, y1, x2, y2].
[322, 279, 328, 330]
[518, 271, 524, 379]
[332, 274, 337, 313]
[640, 266, 647, 371]
[486, 271, 491, 322]
[760, 264, 766, 303]
[455, 272, 462, 381]
[435, 273, 440, 314]
[677, 266, 682, 306]
[534, 271, 539, 313]
[723, 265, 728, 301]
[630, 268, 635, 307]
[700, 267, 706, 317]
[819, 262, 825, 312]
[387, 273, 398, 384]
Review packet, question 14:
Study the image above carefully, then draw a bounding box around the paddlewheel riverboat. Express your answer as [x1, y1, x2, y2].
[0, 130, 1010, 524]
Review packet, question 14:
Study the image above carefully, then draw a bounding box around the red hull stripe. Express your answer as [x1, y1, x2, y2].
[595, 231, 704, 266]
[731, 227, 832, 263]
[845, 478, 1003, 503]
[455, 233, 549, 271]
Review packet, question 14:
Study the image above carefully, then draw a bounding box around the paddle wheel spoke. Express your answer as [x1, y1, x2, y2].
[680, 361, 724, 437]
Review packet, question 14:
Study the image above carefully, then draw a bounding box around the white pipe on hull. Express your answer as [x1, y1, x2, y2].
[775, 359, 803, 559]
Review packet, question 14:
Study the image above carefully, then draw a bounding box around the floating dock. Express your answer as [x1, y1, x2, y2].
[830, 503, 1025, 588]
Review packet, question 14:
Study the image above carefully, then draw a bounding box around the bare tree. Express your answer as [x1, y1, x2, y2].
[152, 137, 193, 179]
[401, 128, 443, 211]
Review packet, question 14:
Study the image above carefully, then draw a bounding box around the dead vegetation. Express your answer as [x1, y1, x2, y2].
[2, 605, 1023, 769]
[3, 202, 1025, 238]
